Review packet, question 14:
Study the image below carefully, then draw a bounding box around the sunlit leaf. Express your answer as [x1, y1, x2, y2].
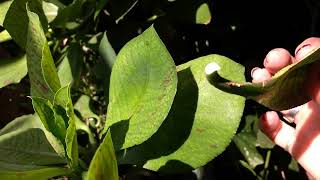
[0, 30, 12, 43]
[42, 1, 59, 23]
[196, 3, 211, 25]
[86, 130, 118, 180]
[0, 0, 12, 26]
[4, 0, 47, 48]
[206, 47, 320, 111]
[0, 55, 27, 88]
[103, 25, 178, 150]
[119, 55, 245, 173]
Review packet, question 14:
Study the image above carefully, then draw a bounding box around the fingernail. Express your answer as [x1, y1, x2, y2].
[251, 67, 260, 77]
[295, 44, 311, 56]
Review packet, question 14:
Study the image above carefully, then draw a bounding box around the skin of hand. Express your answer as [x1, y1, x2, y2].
[251, 37, 320, 179]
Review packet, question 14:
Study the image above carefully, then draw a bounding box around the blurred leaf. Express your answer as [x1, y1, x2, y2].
[26, 9, 61, 101]
[103, 25, 178, 150]
[233, 132, 264, 168]
[94, 0, 108, 21]
[119, 55, 245, 173]
[74, 95, 100, 121]
[0, 114, 69, 179]
[196, 3, 211, 25]
[50, 0, 92, 29]
[288, 158, 299, 172]
[4, 0, 47, 48]
[239, 160, 259, 177]
[57, 43, 83, 88]
[256, 130, 274, 149]
[42, 1, 59, 23]
[99, 32, 116, 69]
[0, 0, 12, 26]
[0, 55, 27, 88]
[207, 47, 320, 111]
[0, 30, 12, 43]
[86, 130, 118, 180]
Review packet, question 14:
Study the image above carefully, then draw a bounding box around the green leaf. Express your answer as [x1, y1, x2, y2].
[74, 95, 100, 121]
[0, 0, 12, 26]
[0, 167, 71, 180]
[0, 30, 12, 43]
[26, 9, 61, 101]
[0, 55, 27, 88]
[50, 0, 90, 29]
[86, 130, 118, 180]
[54, 85, 79, 169]
[4, 0, 47, 48]
[42, 1, 59, 23]
[103, 25, 178, 150]
[206, 47, 320, 111]
[118, 55, 245, 173]
[196, 3, 211, 25]
[0, 115, 68, 178]
[57, 43, 83, 88]
[31, 97, 67, 144]
[99, 32, 116, 69]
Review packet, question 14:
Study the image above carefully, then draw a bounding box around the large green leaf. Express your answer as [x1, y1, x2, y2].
[0, 55, 27, 88]
[86, 130, 118, 180]
[26, 9, 61, 101]
[206, 47, 320, 111]
[0, 115, 69, 179]
[103, 26, 177, 150]
[118, 55, 245, 173]
[3, 0, 47, 48]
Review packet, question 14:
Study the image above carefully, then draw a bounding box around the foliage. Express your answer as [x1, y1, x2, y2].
[0, 0, 314, 179]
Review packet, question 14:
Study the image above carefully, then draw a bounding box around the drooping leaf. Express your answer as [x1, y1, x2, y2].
[57, 43, 83, 88]
[0, 114, 68, 179]
[54, 85, 79, 169]
[196, 3, 211, 25]
[206, 47, 320, 111]
[26, 9, 61, 101]
[103, 25, 178, 150]
[0, 30, 12, 43]
[86, 130, 118, 180]
[119, 55, 245, 173]
[0, 55, 27, 88]
[0, 0, 12, 26]
[4, 0, 47, 48]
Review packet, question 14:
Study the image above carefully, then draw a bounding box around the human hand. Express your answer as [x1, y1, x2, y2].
[251, 37, 320, 179]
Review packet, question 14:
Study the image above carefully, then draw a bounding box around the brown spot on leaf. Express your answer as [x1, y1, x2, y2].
[196, 128, 205, 133]
[210, 144, 218, 149]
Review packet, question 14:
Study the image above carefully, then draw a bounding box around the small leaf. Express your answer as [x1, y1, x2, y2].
[26, 9, 61, 101]
[42, 1, 59, 23]
[0, 30, 12, 43]
[119, 55, 245, 173]
[206, 48, 320, 111]
[4, 0, 47, 48]
[54, 85, 79, 169]
[196, 3, 211, 25]
[103, 25, 177, 150]
[86, 130, 119, 180]
[0, 55, 27, 88]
